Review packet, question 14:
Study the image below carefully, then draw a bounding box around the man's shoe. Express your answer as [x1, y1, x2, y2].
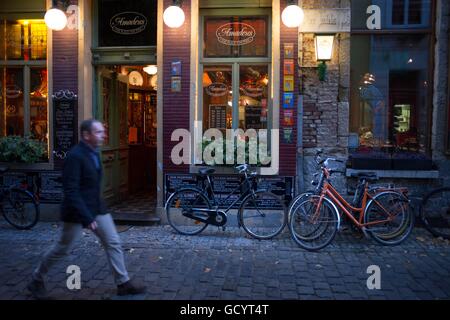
[117, 280, 146, 296]
[27, 279, 49, 300]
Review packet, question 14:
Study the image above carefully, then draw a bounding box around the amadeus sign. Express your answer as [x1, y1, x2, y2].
[98, 0, 156, 47]
[110, 12, 147, 35]
[216, 22, 256, 46]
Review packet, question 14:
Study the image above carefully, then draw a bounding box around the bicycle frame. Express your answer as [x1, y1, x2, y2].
[200, 174, 257, 214]
[313, 169, 400, 229]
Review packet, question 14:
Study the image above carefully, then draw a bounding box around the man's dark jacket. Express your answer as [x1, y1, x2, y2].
[60, 141, 107, 227]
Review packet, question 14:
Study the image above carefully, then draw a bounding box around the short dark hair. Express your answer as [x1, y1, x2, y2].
[80, 119, 100, 136]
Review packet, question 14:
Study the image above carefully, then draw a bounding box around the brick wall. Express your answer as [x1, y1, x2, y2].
[162, 0, 191, 173]
[52, 0, 79, 169]
[279, 0, 299, 176]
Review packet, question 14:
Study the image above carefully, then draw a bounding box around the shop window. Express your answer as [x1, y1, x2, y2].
[0, 19, 48, 161]
[204, 16, 268, 58]
[349, 34, 431, 161]
[200, 13, 271, 166]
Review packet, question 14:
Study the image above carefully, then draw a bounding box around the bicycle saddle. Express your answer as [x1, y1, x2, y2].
[351, 172, 378, 182]
[0, 166, 9, 173]
[198, 168, 215, 176]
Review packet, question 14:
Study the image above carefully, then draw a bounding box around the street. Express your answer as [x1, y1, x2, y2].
[0, 219, 449, 300]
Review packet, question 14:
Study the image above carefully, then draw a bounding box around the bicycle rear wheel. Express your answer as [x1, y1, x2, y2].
[288, 195, 339, 251]
[239, 191, 287, 240]
[165, 188, 210, 235]
[2, 188, 39, 230]
[364, 191, 413, 245]
[420, 187, 450, 239]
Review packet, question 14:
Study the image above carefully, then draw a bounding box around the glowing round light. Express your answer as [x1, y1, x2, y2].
[163, 6, 185, 28]
[281, 5, 304, 28]
[143, 65, 158, 75]
[44, 8, 68, 31]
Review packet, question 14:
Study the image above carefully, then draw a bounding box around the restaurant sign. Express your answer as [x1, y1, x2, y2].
[98, 0, 156, 47]
[110, 12, 147, 35]
[216, 22, 256, 46]
[301, 8, 351, 33]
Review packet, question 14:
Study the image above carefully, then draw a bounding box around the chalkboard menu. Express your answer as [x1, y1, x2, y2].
[245, 105, 262, 129]
[165, 174, 201, 196]
[209, 105, 227, 129]
[165, 173, 294, 208]
[39, 172, 64, 203]
[53, 99, 77, 159]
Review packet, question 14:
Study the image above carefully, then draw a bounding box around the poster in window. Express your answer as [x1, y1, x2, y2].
[283, 109, 294, 126]
[284, 43, 294, 59]
[245, 105, 262, 129]
[284, 59, 294, 75]
[209, 104, 227, 129]
[283, 75, 294, 92]
[283, 92, 294, 109]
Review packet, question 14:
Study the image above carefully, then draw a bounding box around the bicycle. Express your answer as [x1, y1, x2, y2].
[165, 164, 287, 240]
[0, 166, 40, 229]
[419, 187, 450, 240]
[287, 152, 414, 251]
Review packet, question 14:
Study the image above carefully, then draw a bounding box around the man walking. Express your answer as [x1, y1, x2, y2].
[28, 119, 146, 299]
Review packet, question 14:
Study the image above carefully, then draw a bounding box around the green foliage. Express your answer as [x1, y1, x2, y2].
[201, 138, 270, 167]
[318, 61, 327, 81]
[0, 135, 47, 163]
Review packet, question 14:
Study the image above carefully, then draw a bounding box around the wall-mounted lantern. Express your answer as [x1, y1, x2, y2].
[281, 0, 304, 28]
[163, 0, 185, 28]
[315, 34, 335, 81]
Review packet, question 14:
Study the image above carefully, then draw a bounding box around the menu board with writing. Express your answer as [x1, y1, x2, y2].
[53, 99, 77, 159]
[209, 104, 227, 129]
[39, 172, 64, 203]
[245, 105, 262, 129]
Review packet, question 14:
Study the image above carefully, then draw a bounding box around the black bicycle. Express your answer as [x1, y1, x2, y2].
[419, 187, 450, 240]
[0, 166, 40, 229]
[165, 164, 287, 239]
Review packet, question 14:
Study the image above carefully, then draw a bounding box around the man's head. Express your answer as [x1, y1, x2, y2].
[80, 119, 106, 149]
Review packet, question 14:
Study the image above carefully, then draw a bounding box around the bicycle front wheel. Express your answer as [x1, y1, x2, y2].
[239, 191, 287, 240]
[2, 188, 39, 230]
[165, 188, 210, 235]
[289, 195, 339, 251]
[420, 187, 450, 240]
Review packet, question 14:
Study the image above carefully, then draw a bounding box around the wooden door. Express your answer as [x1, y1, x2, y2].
[96, 67, 129, 205]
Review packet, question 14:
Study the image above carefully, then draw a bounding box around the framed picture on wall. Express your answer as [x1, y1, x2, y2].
[283, 92, 294, 109]
[284, 43, 294, 59]
[284, 60, 294, 75]
[283, 75, 294, 92]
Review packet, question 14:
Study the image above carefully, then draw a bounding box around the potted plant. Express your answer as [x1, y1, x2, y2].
[0, 135, 47, 164]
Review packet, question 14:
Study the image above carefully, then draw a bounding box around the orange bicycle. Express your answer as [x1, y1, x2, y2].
[288, 154, 414, 251]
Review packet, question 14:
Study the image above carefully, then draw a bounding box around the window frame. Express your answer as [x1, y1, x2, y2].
[349, 0, 436, 156]
[197, 9, 273, 166]
[0, 18, 51, 167]
[385, 0, 431, 29]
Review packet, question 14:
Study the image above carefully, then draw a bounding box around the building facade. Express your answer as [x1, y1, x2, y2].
[0, 0, 449, 221]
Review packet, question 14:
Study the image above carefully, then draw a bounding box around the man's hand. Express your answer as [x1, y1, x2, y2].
[88, 221, 98, 231]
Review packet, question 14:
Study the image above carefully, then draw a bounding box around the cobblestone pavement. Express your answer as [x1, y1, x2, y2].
[0, 219, 449, 301]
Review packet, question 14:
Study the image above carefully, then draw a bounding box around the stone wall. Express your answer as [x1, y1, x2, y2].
[298, 0, 450, 201]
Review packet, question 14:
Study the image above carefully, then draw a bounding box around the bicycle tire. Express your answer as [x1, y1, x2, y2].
[2, 188, 39, 230]
[165, 188, 210, 235]
[239, 191, 287, 240]
[288, 191, 326, 241]
[420, 187, 450, 240]
[364, 191, 414, 245]
[288, 195, 339, 251]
